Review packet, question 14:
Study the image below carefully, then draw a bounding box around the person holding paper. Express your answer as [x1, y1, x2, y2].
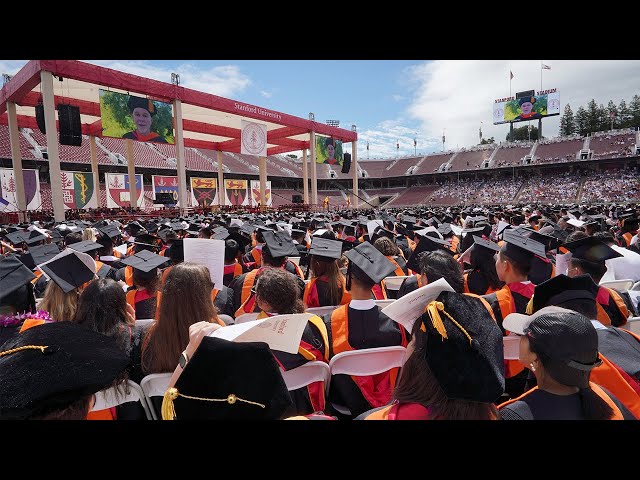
[324, 242, 408, 419]
[357, 291, 504, 420]
[254, 268, 330, 415]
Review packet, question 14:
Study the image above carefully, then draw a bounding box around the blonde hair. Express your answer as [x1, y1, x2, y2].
[82, 228, 97, 242]
[39, 281, 80, 321]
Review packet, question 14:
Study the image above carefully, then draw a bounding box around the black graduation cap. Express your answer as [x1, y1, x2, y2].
[309, 237, 342, 261]
[17, 252, 36, 271]
[157, 227, 174, 243]
[340, 238, 359, 253]
[170, 221, 185, 232]
[500, 230, 546, 265]
[228, 231, 251, 250]
[0, 255, 36, 302]
[530, 274, 599, 313]
[472, 235, 500, 253]
[120, 249, 170, 273]
[67, 240, 102, 255]
[0, 321, 130, 420]
[186, 223, 201, 235]
[406, 234, 454, 273]
[290, 228, 306, 236]
[562, 236, 623, 264]
[98, 224, 122, 240]
[24, 230, 48, 246]
[402, 215, 417, 225]
[211, 226, 230, 241]
[239, 223, 256, 236]
[4, 230, 28, 245]
[262, 230, 298, 258]
[133, 234, 161, 251]
[39, 251, 96, 293]
[162, 337, 293, 420]
[461, 226, 485, 235]
[437, 224, 453, 236]
[29, 244, 61, 266]
[526, 229, 562, 251]
[168, 239, 184, 263]
[396, 224, 412, 238]
[344, 242, 396, 284]
[371, 226, 396, 244]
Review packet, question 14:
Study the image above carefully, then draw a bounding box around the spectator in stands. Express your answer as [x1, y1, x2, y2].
[122, 96, 168, 143]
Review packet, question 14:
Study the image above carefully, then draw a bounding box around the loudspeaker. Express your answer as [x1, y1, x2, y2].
[57, 104, 82, 146]
[35, 104, 46, 134]
[341, 152, 351, 174]
[292, 194, 303, 204]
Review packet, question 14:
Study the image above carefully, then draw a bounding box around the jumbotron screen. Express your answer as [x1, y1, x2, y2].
[493, 88, 560, 125]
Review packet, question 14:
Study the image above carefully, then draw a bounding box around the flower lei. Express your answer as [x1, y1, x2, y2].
[0, 310, 52, 328]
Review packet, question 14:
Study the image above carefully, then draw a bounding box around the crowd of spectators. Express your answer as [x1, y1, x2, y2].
[517, 172, 581, 203]
[581, 169, 640, 202]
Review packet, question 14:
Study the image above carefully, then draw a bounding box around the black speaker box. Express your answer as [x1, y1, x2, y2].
[35, 104, 46, 134]
[57, 104, 82, 146]
[341, 152, 351, 174]
[292, 194, 303, 204]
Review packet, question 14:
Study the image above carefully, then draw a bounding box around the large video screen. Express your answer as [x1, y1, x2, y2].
[99, 89, 174, 144]
[493, 89, 560, 125]
[315, 135, 343, 166]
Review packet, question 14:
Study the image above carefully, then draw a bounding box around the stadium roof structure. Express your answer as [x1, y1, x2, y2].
[0, 60, 357, 154]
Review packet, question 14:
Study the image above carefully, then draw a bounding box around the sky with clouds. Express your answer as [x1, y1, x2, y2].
[2, 59, 639, 160]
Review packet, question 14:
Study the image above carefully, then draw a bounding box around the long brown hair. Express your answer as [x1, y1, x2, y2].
[310, 257, 344, 306]
[39, 281, 80, 321]
[142, 263, 218, 374]
[393, 320, 499, 420]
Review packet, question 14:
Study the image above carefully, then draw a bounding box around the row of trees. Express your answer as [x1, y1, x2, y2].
[559, 95, 640, 136]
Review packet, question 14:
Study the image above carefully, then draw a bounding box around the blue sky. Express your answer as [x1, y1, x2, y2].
[2, 60, 640, 159]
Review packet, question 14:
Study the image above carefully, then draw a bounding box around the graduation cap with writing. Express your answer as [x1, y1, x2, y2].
[262, 230, 298, 258]
[66, 240, 103, 255]
[344, 241, 396, 284]
[161, 337, 293, 420]
[406, 234, 454, 273]
[0, 255, 36, 302]
[39, 250, 96, 293]
[562, 236, 623, 264]
[499, 229, 546, 265]
[0, 321, 130, 420]
[308, 237, 342, 262]
[120, 249, 169, 275]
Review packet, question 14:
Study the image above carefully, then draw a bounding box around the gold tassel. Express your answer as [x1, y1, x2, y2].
[426, 301, 448, 340]
[161, 387, 179, 420]
[525, 296, 534, 315]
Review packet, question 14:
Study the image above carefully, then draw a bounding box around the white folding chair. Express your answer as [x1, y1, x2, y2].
[626, 316, 640, 335]
[289, 256, 301, 266]
[135, 319, 155, 328]
[91, 380, 152, 420]
[234, 312, 260, 324]
[140, 373, 173, 420]
[599, 279, 634, 291]
[631, 281, 640, 291]
[282, 361, 330, 395]
[328, 346, 407, 415]
[374, 299, 395, 308]
[218, 314, 235, 326]
[381, 276, 406, 292]
[305, 305, 340, 317]
[503, 335, 521, 360]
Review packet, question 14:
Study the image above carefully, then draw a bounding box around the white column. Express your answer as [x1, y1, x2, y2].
[41, 71, 64, 222]
[302, 148, 309, 204]
[259, 156, 267, 210]
[310, 131, 317, 206]
[173, 99, 188, 213]
[217, 150, 224, 207]
[89, 136, 100, 206]
[7, 102, 27, 219]
[126, 139, 136, 209]
[352, 139, 359, 208]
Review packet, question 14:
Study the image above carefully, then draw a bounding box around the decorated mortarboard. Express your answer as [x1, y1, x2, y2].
[406, 234, 454, 273]
[38, 250, 96, 293]
[0, 255, 36, 301]
[500, 230, 546, 265]
[308, 237, 342, 261]
[120, 249, 170, 273]
[67, 240, 103, 254]
[344, 242, 396, 284]
[562, 236, 623, 263]
[0, 321, 130, 420]
[28, 244, 61, 266]
[262, 230, 298, 258]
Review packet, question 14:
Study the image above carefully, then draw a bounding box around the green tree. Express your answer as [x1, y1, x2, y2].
[597, 103, 609, 132]
[559, 104, 575, 136]
[506, 125, 538, 142]
[575, 106, 588, 136]
[629, 94, 640, 128]
[480, 136, 495, 145]
[585, 99, 599, 134]
[618, 99, 631, 128]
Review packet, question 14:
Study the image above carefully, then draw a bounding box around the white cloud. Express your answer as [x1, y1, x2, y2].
[355, 119, 440, 160]
[260, 90, 273, 98]
[406, 60, 640, 149]
[392, 94, 405, 102]
[86, 60, 251, 98]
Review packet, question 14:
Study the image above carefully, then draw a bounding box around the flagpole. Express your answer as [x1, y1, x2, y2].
[540, 61, 543, 91]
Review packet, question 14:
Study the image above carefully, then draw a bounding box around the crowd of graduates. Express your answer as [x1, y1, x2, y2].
[1, 200, 639, 420]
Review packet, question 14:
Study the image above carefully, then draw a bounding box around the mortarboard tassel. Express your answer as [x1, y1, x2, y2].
[426, 301, 448, 340]
[162, 387, 179, 420]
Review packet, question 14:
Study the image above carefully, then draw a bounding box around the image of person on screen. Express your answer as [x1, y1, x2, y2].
[122, 96, 168, 143]
[324, 137, 338, 165]
[513, 96, 543, 122]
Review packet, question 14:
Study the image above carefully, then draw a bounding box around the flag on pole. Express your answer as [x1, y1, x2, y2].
[542, 64, 551, 70]
[510, 70, 514, 80]
[366, 142, 369, 151]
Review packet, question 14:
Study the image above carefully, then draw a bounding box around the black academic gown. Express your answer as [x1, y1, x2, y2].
[397, 275, 420, 299]
[597, 327, 640, 382]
